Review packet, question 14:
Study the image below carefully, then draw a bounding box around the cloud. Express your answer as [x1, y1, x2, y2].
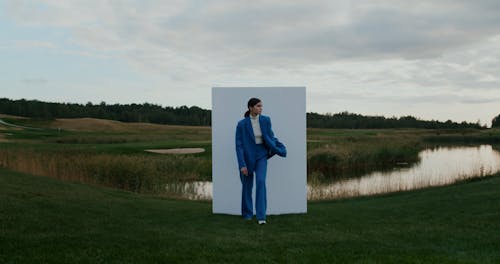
[3, 0, 500, 123]
[6, 1, 500, 67]
[310, 88, 500, 105]
[21, 78, 48, 85]
[0, 40, 57, 50]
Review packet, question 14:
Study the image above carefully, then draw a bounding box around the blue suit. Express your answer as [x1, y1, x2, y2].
[235, 115, 286, 220]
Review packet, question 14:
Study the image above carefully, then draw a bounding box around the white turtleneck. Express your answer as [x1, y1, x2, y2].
[249, 114, 263, 144]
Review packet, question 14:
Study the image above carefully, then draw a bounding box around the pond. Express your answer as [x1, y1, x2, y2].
[165, 145, 500, 201]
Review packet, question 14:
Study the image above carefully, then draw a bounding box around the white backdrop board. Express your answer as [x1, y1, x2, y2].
[212, 87, 307, 215]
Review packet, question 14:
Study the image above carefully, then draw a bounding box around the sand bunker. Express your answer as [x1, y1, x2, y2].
[145, 148, 205, 154]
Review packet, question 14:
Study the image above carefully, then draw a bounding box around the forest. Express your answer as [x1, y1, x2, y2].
[0, 98, 492, 129]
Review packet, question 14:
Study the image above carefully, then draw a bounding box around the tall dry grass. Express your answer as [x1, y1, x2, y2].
[0, 148, 210, 194]
[307, 138, 422, 181]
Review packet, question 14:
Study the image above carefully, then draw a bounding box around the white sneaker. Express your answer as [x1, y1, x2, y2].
[258, 220, 266, 225]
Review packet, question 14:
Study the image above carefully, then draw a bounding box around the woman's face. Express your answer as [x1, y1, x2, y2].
[250, 102, 263, 115]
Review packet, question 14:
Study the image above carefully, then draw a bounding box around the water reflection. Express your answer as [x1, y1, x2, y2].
[165, 181, 212, 200]
[166, 145, 500, 200]
[309, 145, 500, 200]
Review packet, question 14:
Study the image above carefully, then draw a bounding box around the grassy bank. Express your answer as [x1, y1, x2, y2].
[1, 117, 500, 191]
[307, 138, 421, 180]
[307, 128, 500, 180]
[1, 168, 499, 263]
[0, 117, 213, 194]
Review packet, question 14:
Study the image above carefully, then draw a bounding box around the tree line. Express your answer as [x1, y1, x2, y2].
[0, 98, 493, 129]
[307, 112, 487, 129]
[0, 98, 210, 126]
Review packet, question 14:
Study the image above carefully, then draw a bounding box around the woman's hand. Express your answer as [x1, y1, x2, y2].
[240, 167, 248, 176]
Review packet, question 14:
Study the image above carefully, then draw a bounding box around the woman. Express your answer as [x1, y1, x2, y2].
[235, 98, 286, 225]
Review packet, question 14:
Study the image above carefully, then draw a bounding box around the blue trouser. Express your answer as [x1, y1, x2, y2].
[240, 143, 268, 220]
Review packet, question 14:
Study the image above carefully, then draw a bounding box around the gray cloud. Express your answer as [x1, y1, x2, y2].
[3, 0, 500, 124]
[7, 1, 500, 66]
[313, 90, 500, 104]
[158, 1, 500, 64]
[22, 78, 48, 85]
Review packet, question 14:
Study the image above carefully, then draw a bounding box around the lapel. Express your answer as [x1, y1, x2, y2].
[245, 117, 254, 140]
[259, 115, 266, 135]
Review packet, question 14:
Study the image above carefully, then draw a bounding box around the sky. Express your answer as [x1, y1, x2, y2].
[1, 1, 499, 126]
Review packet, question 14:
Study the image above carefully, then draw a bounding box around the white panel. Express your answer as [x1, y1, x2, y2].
[212, 87, 307, 215]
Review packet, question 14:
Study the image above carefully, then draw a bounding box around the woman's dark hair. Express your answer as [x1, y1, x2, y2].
[244, 97, 261, 117]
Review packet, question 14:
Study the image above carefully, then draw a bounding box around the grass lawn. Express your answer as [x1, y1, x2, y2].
[1, 169, 499, 263]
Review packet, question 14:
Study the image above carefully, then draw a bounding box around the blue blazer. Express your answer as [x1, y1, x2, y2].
[235, 115, 287, 174]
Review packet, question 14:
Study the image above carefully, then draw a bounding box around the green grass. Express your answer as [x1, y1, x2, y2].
[2, 118, 500, 187]
[1, 168, 499, 263]
[0, 123, 213, 187]
[0, 117, 55, 128]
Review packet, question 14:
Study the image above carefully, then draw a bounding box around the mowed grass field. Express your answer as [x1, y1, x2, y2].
[1, 168, 499, 263]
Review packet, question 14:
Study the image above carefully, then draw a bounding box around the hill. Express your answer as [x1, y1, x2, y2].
[0, 114, 209, 132]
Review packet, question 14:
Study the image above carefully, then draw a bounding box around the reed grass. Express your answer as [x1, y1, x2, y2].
[1, 120, 499, 196]
[0, 148, 211, 195]
[307, 138, 422, 181]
